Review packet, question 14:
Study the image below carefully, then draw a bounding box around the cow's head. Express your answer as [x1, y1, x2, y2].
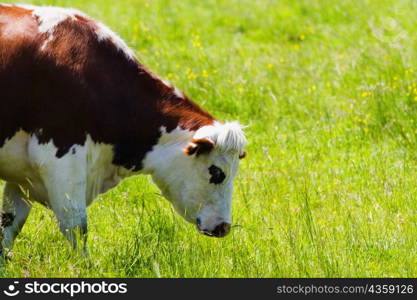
[144, 122, 246, 237]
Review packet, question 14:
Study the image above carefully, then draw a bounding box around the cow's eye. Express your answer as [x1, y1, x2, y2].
[209, 165, 226, 184]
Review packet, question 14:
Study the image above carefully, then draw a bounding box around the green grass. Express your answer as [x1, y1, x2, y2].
[1, 0, 417, 277]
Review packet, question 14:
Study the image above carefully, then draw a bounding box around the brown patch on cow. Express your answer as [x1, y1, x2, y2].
[239, 151, 247, 159]
[0, 5, 214, 171]
[183, 138, 215, 156]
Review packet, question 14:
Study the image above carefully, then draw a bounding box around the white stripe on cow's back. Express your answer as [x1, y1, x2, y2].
[173, 87, 184, 98]
[17, 4, 82, 33]
[94, 21, 136, 60]
[13, 4, 135, 59]
[16, 4, 82, 50]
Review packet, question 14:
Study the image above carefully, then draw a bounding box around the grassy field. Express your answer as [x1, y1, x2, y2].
[1, 0, 417, 277]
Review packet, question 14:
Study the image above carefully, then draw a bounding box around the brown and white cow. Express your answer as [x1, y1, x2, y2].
[0, 4, 246, 253]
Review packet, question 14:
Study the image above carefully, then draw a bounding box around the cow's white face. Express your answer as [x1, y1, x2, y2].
[144, 122, 246, 237]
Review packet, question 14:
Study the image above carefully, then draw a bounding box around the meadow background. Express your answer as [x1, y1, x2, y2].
[1, 0, 417, 277]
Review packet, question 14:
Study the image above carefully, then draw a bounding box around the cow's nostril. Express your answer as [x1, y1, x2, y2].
[212, 222, 231, 237]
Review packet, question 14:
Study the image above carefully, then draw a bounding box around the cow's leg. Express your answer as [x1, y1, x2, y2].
[31, 140, 88, 252]
[51, 196, 88, 252]
[46, 163, 88, 252]
[1, 182, 32, 255]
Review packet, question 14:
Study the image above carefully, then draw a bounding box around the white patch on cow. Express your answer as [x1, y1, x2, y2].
[141, 126, 193, 177]
[94, 21, 136, 60]
[0, 130, 32, 183]
[25, 134, 123, 206]
[160, 78, 172, 88]
[157, 126, 194, 146]
[16, 5, 83, 50]
[143, 122, 246, 233]
[84, 136, 123, 203]
[173, 87, 184, 98]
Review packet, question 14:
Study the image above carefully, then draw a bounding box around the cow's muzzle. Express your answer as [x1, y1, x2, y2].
[196, 218, 231, 238]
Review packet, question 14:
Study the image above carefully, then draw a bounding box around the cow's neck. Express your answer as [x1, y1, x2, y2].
[142, 67, 215, 132]
[110, 63, 214, 174]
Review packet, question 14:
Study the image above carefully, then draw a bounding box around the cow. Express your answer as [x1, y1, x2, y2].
[0, 4, 246, 254]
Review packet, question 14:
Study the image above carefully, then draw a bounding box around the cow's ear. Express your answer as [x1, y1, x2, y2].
[239, 151, 247, 159]
[183, 138, 215, 156]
